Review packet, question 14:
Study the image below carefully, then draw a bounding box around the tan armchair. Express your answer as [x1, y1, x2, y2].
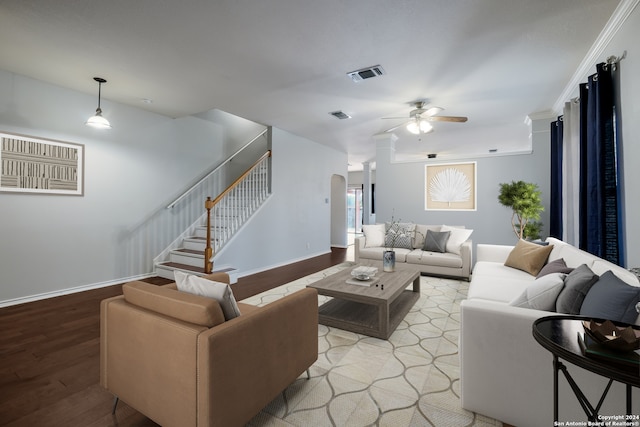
[100, 272, 318, 427]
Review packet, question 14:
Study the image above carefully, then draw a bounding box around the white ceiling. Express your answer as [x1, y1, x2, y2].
[0, 0, 622, 170]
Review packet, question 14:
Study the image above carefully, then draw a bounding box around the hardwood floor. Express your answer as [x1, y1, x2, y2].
[0, 248, 347, 427]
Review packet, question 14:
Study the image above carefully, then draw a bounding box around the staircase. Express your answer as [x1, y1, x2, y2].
[154, 143, 271, 283]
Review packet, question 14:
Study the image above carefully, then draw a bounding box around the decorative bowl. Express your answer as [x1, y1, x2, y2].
[582, 319, 640, 352]
[351, 266, 378, 281]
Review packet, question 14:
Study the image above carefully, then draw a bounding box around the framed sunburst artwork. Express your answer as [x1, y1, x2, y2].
[425, 162, 476, 211]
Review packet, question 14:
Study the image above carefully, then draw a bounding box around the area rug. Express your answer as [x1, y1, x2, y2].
[243, 264, 502, 427]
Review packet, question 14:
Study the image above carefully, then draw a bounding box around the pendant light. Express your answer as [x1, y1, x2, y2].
[86, 77, 112, 129]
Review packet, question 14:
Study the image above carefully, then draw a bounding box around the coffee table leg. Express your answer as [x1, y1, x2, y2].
[412, 275, 421, 293]
[379, 301, 389, 338]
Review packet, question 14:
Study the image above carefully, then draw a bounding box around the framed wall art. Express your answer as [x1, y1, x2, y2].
[425, 162, 476, 211]
[0, 132, 84, 196]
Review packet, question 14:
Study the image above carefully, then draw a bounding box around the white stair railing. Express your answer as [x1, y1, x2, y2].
[203, 150, 271, 273]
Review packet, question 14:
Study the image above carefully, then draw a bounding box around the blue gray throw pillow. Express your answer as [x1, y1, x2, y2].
[580, 270, 640, 324]
[555, 264, 598, 314]
[423, 230, 451, 253]
[536, 258, 574, 279]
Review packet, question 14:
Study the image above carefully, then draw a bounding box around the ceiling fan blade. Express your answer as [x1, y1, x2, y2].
[423, 106, 443, 117]
[425, 116, 468, 123]
[383, 121, 410, 133]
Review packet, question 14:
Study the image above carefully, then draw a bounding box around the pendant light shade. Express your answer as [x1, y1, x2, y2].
[86, 77, 112, 129]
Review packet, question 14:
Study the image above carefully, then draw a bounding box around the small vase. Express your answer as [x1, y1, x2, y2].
[383, 250, 396, 272]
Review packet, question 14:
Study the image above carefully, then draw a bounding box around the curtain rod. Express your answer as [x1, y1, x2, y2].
[605, 50, 627, 70]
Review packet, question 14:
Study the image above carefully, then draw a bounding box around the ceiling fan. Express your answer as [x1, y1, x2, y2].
[382, 101, 468, 135]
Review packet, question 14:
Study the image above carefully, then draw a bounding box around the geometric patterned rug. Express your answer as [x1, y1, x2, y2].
[242, 263, 504, 427]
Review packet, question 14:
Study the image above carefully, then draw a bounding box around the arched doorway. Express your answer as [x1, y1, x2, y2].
[330, 174, 347, 248]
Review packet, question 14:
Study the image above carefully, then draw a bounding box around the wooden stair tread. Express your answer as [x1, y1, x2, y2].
[158, 262, 236, 275]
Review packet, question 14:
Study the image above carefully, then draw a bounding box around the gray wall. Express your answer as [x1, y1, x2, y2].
[214, 128, 347, 275]
[371, 5, 640, 267]
[0, 71, 347, 305]
[374, 126, 550, 253]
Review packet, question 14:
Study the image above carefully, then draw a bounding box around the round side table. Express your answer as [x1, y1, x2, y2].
[532, 315, 639, 423]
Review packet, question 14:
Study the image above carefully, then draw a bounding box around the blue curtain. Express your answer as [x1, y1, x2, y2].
[549, 117, 563, 238]
[580, 63, 624, 264]
[551, 62, 625, 265]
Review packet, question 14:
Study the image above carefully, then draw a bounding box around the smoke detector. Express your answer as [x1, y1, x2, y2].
[347, 65, 386, 82]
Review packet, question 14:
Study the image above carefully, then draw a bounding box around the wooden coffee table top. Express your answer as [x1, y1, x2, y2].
[306, 261, 421, 339]
[307, 261, 420, 303]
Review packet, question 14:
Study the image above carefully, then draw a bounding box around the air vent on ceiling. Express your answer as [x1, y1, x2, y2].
[329, 110, 351, 120]
[489, 148, 498, 153]
[427, 153, 437, 159]
[347, 65, 386, 82]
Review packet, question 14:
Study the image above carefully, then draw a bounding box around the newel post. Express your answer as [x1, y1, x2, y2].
[204, 197, 214, 274]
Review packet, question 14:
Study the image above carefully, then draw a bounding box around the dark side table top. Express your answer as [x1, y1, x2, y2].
[532, 315, 640, 388]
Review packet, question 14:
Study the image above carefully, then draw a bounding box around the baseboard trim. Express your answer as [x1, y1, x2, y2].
[0, 273, 156, 308]
[236, 250, 331, 279]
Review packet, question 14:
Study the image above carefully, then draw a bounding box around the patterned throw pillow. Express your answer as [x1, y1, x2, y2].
[384, 222, 415, 249]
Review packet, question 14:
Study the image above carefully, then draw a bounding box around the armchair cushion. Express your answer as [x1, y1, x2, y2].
[174, 270, 241, 321]
[123, 281, 225, 327]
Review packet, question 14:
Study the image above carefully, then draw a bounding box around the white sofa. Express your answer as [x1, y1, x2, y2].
[460, 237, 640, 427]
[354, 224, 472, 280]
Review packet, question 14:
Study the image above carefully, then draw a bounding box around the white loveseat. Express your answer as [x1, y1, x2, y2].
[460, 237, 640, 427]
[354, 224, 472, 280]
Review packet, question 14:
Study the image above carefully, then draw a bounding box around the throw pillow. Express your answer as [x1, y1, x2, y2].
[362, 224, 385, 248]
[440, 225, 473, 255]
[174, 270, 241, 321]
[536, 258, 574, 278]
[555, 264, 599, 314]
[509, 272, 567, 311]
[384, 222, 416, 249]
[580, 270, 640, 324]
[423, 230, 451, 253]
[504, 239, 554, 276]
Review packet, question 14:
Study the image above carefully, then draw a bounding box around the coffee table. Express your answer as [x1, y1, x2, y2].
[306, 261, 421, 339]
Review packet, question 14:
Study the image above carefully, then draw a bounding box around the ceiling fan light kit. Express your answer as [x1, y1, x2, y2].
[86, 77, 112, 129]
[382, 100, 467, 135]
[407, 119, 434, 134]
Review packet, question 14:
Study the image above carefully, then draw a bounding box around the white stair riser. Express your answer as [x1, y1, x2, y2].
[194, 228, 228, 239]
[169, 251, 203, 267]
[183, 239, 208, 251]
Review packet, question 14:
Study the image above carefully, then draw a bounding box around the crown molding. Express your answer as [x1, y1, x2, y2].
[552, 0, 639, 115]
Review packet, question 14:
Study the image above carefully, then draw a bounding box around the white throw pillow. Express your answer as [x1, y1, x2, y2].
[509, 272, 567, 311]
[174, 270, 241, 320]
[440, 225, 473, 255]
[362, 223, 385, 248]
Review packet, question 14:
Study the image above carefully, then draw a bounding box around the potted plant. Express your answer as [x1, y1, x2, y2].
[498, 180, 544, 240]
